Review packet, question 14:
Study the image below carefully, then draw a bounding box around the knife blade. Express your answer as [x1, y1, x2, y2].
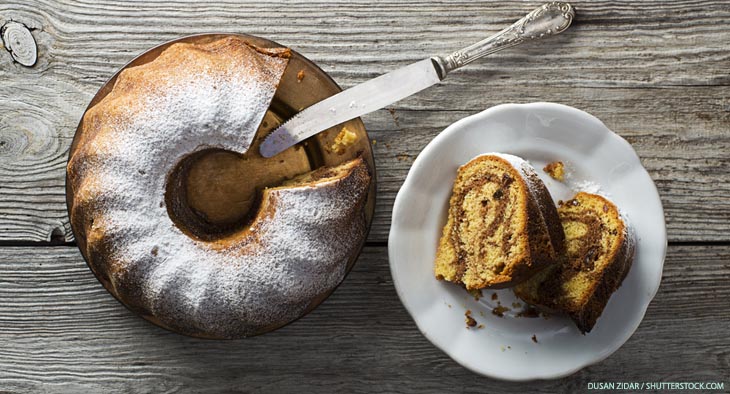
[260, 1, 575, 158]
[259, 59, 441, 158]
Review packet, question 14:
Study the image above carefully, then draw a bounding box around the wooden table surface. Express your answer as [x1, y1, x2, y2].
[1, 1, 729, 392]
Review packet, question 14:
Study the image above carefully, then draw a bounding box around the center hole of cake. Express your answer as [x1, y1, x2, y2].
[165, 142, 313, 241]
[165, 149, 256, 240]
[186, 149, 260, 227]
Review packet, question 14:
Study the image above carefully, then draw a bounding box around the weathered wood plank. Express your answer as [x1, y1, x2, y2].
[0, 245, 728, 392]
[2, 0, 727, 88]
[1, 0, 729, 242]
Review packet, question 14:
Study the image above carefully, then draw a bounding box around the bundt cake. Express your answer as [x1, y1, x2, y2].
[66, 37, 371, 338]
[514, 192, 635, 333]
[434, 153, 565, 289]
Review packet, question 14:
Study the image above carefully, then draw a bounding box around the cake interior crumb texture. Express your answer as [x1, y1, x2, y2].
[434, 153, 563, 289]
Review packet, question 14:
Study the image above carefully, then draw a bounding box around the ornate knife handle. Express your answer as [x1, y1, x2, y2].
[432, 2, 575, 79]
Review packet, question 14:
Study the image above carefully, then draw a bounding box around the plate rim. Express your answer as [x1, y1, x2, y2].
[388, 102, 667, 380]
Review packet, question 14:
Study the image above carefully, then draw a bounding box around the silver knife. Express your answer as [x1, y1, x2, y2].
[260, 2, 575, 158]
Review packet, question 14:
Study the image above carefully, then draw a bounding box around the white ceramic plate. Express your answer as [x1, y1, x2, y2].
[388, 103, 666, 381]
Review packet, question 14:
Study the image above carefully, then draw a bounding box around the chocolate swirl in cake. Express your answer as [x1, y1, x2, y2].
[561, 202, 604, 272]
[449, 172, 517, 278]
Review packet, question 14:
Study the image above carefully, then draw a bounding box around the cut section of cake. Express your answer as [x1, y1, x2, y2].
[514, 192, 635, 333]
[434, 153, 565, 289]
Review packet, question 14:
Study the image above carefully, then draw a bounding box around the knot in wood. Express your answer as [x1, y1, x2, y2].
[1, 21, 37, 67]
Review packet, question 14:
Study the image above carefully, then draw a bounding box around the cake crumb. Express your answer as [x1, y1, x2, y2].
[491, 292, 498, 301]
[330, 126, 358, 153]
[492, 305, 509, 318]
[465, 310, 477, 328]
[296, 69, 305, 82]
[387, 107, 399, 126]
[543, 161, 565, 181]
[511, 302, 522, 309]
[467, 288, 482, 301]
[371, 139, 377, 145]
[531, 334, 538, 343]
[477, 324, 484, 329]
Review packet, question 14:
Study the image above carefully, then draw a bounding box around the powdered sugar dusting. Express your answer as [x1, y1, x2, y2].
[571, 179, 606, 196]
[70, 39, 368, 337]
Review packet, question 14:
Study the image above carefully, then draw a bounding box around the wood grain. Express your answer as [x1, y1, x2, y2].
[1, 21, 38, 66]
[0, 245, 727, 393]
[0, 0, 729, 242]
[1, 1, 729, 389]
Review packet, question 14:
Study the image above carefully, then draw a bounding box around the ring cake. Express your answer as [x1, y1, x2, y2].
[434, 153, 565, 289]
[67, 37, 371, 338]
[514, 192, 635, 333]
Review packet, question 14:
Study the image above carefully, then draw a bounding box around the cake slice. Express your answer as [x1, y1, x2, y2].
[514, 192, 635, 333]
[434, 153, 565, 289]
